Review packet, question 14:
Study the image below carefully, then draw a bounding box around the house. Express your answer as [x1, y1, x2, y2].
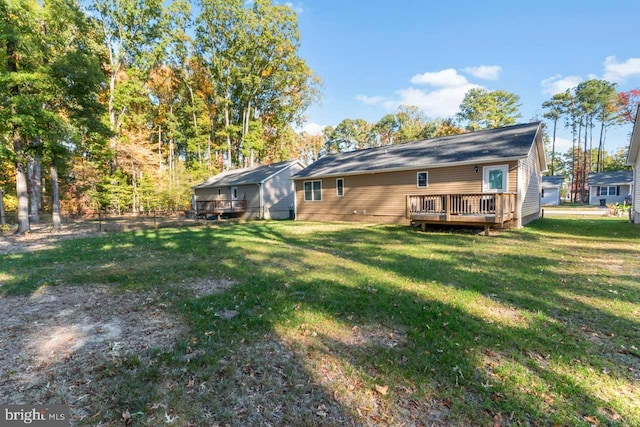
[587, 171, 633, 206]
[541, 176, 563, 206]
[193, 160, 304, 219]
[292, 122, 546, 231]
[627, 106, 640, 223]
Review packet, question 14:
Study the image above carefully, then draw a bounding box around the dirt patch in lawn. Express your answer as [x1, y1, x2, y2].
[0, 222, 101, 254]
[0, 282, 212, 423]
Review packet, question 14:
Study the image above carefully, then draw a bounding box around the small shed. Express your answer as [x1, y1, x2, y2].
[193, 160, 305, 219]
[541, 176, 563, 206]
[587, 171, 633, 206]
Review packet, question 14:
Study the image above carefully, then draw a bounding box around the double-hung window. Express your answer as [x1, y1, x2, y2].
[336, 178, 344, 197]
[417, 172, 428, 188]
[599, 186, 618, 196]
[304, 180, 322, 201]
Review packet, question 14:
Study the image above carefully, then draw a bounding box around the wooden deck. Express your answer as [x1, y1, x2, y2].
[407, 193, 517, 234]
[195, 200, 246, 218]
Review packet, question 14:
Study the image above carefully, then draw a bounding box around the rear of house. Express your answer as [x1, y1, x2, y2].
[627, 106, 640, 223]
[587, 171, 633, 206]
[292, 122, 546, 229]
[193, 161, 304, 219]
[541, 176, 563, 206]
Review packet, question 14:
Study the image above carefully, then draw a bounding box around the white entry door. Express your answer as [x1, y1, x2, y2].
[483, 165, 509, 193]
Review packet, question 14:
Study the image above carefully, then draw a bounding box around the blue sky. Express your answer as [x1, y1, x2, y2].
[291, 1, 640, 154]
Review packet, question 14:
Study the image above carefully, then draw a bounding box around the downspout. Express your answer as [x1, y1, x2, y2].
[258, 183, 263, 219]
[516, 160, 523, 228]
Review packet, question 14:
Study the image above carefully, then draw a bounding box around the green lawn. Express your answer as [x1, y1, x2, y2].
[1, 218, 639, 426]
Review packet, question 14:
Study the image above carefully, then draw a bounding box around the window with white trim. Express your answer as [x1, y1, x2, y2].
[483, 165, 509, 193]
[599, 186, 618, 196]
[304, 180, 322, 201]
[417, 172, 428, 188]
[336, 178, 344, 197]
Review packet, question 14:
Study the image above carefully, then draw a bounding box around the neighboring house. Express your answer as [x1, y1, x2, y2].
[541, 176, 563, 206]
[627, 106, 640, 223]
[193, 160, 304, 219]
[292, 122, 546, 231]
[587, 171, 633, 206]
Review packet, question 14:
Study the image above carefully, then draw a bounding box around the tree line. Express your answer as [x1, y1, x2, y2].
[2, 0, 638, 234]
[298, 88, 523, 163]
[542, 82, 638, 203]
[1, 0, 320, 233]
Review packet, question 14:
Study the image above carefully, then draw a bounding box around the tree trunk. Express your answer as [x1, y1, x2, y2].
[551, 119, 557, 176]
[0, 189, 6, 226]
[573, 119, 581, 203]
[207, 135, 212, 173]
[13, 128, 30, 233]
[15, 162, 30, 234]
[597, 120, 605, 173]
[109, 72, 118, 171]
[50, 164, 61, 230]
[187, 84, 202, 165]
[224, 103, 232, 169]
[582, 118, 588, 204]
[158, 124, 162, 172]
[28, 153, 42, 223]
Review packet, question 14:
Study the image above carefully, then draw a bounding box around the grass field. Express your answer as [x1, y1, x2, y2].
[1, 217, 639, 426]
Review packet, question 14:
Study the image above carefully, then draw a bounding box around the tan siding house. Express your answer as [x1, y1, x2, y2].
[293, 123, 546, 229]
[627, 106, 640, 223]
[193, 161, 304, 219]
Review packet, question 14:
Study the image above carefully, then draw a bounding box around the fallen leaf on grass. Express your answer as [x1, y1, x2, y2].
[584, 415, 600, 425]
[316, 404, 327, 417]
[375, 384, 388, 396]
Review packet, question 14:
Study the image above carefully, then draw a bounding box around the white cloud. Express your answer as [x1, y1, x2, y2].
[284, 2, 303, 13]
[355, 94, 387, 105]
[603, 56, 640, 82]
[410, 68, 469, 87]
[541, 74, 582, 95]
[549, 136, 573, 154]
[463, 65, 502, 81]
[355, 67, 490, 118]
[300, 122, 324, 135]
[391, 84, 481, 118]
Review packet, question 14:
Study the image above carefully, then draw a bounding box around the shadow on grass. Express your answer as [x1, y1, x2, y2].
[1, 219, 638, 425]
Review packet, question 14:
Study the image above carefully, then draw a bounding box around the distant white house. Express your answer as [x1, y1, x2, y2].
[588, 171, 633, 206]
[627, 106, 640, 223]
[193, 160, 305, 219]
[541, 176, 562, 206]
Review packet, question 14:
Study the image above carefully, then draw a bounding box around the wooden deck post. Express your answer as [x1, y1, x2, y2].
[484, 225, 490, 236]
[406, 195, 411, 219]
[445, 195, 451, 222]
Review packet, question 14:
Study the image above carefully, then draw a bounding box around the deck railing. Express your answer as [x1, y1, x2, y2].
[195, 199, 246, 215]
[407, 193, 516, 224]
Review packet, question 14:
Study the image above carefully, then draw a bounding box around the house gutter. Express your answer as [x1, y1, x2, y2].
[291, 156, 528, 181]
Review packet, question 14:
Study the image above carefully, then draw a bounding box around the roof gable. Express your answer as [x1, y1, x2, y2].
[194, 160, 303, 189]
[627, 105, 640, 165]
[292, 122, 542, 179]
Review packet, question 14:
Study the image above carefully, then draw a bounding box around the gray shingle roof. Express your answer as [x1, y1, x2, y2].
[542, 176, 563, 187]
[193, 160, 302, 188]
[292, 122, 541, 179]
[588, 171, 633, 186]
